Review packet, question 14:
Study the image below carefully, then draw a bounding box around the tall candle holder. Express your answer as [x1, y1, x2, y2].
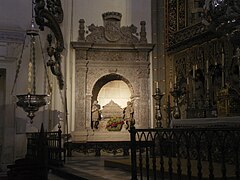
[236, 48, 240, 87]
[205, 59, 211, 110]
[170, 82, 183, 119]
[221, 47, 225, 88]
[192, 65, 197, 109]
[164, 95, 172, 128]
[152, 87, 164, 128]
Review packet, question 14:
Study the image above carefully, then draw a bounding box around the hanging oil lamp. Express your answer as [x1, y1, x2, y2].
[16, 20, 48, 123]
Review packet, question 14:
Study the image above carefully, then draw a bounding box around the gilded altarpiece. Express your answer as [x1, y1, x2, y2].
[166, 0, 240, 120]
[166, 0, 188, 47]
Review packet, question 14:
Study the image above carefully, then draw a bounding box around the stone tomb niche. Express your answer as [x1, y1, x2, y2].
[99, 100, 124, 132]
[71, 12, 154, 142]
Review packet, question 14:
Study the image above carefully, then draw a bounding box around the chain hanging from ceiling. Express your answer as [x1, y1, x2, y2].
[12, 3, 50, 122]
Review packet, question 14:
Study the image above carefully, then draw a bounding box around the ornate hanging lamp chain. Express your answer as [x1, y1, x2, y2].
[28, 35, 33, 93]
[11, 34, 27, 95]
[32, 35, 36, 94]
[14, 0, 49, 122]
[27, 60, 32, 93]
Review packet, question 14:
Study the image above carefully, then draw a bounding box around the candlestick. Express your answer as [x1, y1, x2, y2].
[222, 47, 225, 87]
[28, 61, 33, 93]
[207, 75, 209, 90]
[155, 81, 159, 89]
[152, 86, 163, 128]
[166, 95, 172, 128]
[170, 84, 182, 119]
[170, 81, 173, 89]
[206, 59, 209, 91]
[222, 47, 224, 67]
[206, 59, 209, 73]
[192, 65, 196, 105]
[193, 65, 195, 79]
[174, 75, 177, 84]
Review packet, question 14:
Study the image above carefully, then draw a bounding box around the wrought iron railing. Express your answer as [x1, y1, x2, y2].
[64, 141, 130, 157]
[130, 127, 240, 180]
[26, 129, 65, 166]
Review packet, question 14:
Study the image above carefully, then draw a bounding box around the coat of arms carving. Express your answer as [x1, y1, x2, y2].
[80, 11, 144, 43]
[104, 20, 121, 42]
[103, 12, 122, 42]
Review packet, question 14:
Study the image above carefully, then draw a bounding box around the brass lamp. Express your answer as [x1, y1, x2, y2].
[15, 20, 48, 123]
[12, 0, 64, 123]
[16, 93, 47, 121]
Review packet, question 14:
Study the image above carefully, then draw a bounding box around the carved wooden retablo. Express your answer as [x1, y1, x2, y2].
[217, 86, 240, 117]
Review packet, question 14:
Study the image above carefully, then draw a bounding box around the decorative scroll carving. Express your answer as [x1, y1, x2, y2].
[86, 24, 105, 42]
[46, 0, 63, 23]
[178, 0, 187, 30]
[166, 0, 188, 47]
[82, 12, 144, 44]
[167, 0, 178, 46]
[34, 0, 64, 89]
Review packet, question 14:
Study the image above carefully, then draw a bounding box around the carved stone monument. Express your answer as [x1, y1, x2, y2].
[100, 100, 124, 132]
[71, 12, 153, 142]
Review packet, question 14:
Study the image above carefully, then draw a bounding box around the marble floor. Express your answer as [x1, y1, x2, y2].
[49, 155, 132, 180]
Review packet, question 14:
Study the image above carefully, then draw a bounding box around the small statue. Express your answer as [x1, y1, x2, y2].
[91, 100, 101, 129]
[123, 101, 134, 129]
[195, 69, 205, 107]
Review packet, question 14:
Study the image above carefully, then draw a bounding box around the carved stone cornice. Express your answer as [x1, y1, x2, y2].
[72, 42, 154, 61]
[72, 42, 154, 51]
[78, 12, 148, 44]
[0, 29, 25, 43]
[0, 29, 24, 63]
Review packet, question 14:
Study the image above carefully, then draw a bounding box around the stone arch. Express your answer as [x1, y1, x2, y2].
[91, 73, 134, 105]
[71, 12, 154, 141]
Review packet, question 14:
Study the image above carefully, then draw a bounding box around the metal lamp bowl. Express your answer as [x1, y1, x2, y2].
[16, 93, 48, 121]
